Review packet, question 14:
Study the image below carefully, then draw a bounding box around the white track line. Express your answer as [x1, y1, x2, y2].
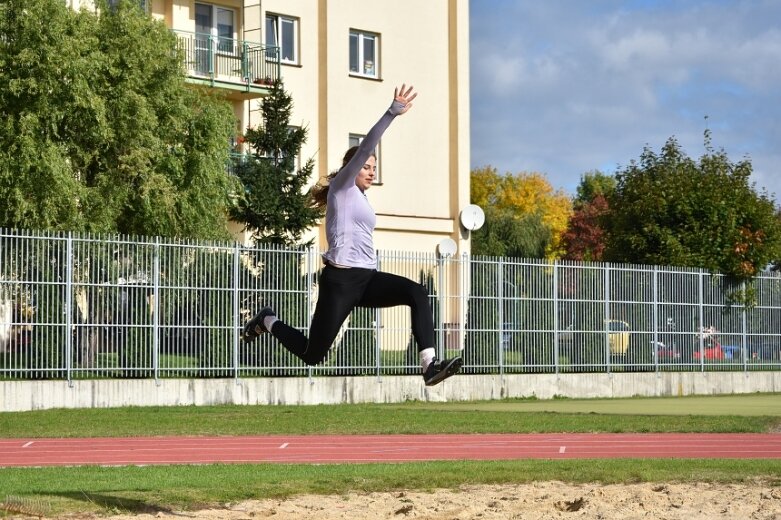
[22, 441, 34, 448]
[279, 443, 289, 449]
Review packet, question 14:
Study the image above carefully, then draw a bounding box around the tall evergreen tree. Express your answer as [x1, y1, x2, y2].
[231, 81, 322, 246]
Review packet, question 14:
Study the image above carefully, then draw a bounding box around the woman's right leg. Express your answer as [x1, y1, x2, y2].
[269, 266, 371, 365]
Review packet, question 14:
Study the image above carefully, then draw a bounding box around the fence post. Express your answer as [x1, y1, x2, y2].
[741, 280, 748, 376]
[497, 257, 504, 376]
[552, 260, 559, 376]
[437, 253, 446, 362]
[604, 264, 611, 375]
[653, 266, 659, 374]
[233, 243, 240, 383]
[65, 232, 73, 386]
[698, 270, 705, 373]
[374, 250, 382, 379]
[152, 237, 160, 385]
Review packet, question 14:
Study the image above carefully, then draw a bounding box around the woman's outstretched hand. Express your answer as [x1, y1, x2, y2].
[394, 84, 418, 114]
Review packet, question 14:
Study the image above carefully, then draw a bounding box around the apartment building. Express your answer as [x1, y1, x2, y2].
[256, 0, 471, 258]
[67, 0, 471, 257]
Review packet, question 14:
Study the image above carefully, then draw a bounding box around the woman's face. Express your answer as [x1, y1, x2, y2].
[354, 155, 376, 191]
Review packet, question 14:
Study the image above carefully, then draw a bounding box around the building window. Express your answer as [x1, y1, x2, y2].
[266, 14, 298, 64]
[107, 0, 148, 12]
[349, 134, 380, 184]
[349, 30, 379, 78]
[195, 3, 235, 54]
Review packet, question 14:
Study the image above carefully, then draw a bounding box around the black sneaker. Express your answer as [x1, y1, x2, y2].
[423, 356, 463, 386]
[242, 307, 276, 343]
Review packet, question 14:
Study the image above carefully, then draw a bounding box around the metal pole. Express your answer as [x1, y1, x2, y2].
[653, 266, 659, 374]
[741, 280, 748, 376]
[698, 270, 704, 373]
[437, 254, 446, 361]
[552, 260, 559, 375]
[153, 237, 160, 384]
[65, 233, 73, 386]
[496, 257, 504, 376]
[605, 264, 611, 374]
[233, 243, 240, 383]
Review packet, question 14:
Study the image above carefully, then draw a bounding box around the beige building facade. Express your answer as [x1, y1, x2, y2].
[258, 0, 472, 257]
[115, 0, 471, 256]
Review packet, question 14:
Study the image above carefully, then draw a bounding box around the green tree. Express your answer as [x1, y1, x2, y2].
[230, 81, 321, 246]
[0, 0, 237, 238]
[471, 207, 551, 258]
[470, 166, 571, 258]
[574, 170, 616, 206]
[604, 132, 781, 279]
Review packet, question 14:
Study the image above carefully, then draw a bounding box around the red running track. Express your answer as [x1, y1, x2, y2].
[1, 433, 781, 467]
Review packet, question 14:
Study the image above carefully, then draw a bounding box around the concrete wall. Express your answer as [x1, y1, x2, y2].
[3, 372, 780, 412]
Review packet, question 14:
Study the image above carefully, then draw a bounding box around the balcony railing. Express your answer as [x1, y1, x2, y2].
[174, 30, 280, 94]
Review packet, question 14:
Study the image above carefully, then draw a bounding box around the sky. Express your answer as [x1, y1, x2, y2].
[469, 0, 781, 202]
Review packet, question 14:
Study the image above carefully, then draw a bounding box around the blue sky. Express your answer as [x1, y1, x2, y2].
[469, 0, 781, 201]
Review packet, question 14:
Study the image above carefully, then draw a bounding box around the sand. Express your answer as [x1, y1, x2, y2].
[96, 481, 781, 520]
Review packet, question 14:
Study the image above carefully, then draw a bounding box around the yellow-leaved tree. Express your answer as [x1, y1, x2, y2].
[471, 166, 573, 259]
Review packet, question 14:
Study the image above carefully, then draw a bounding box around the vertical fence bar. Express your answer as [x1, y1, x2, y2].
[65, 232, 73, 386]
[497, 257, 504, 376]
[741, 280, 748, 375]
[460, 252, 467, 356]
[604, 264, 611, 374]
[233, 243, 240, 382]
[698, 270, 705, 372]
[152, 237, 160, 384]
[553, 261, 560, 375]
[552, 261, 559, 375]
[653, 266, 659, 374]
[437, 254, 445, 361]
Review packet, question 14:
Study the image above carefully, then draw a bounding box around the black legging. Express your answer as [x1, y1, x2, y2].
[269, 265, 435, 365]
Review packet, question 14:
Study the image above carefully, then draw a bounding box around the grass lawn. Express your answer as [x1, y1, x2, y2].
[0, 394, 780, 516]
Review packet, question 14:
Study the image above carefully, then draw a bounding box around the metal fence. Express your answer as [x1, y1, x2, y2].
[1, 229, 780, 382]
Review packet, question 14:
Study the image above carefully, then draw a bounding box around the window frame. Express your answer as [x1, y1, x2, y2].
[349, 29, 380, 79]
[195, 2, 237, 55]
[266, 13, 300, 65]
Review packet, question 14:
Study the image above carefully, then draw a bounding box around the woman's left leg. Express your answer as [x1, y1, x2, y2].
[357, 271, 435, 351]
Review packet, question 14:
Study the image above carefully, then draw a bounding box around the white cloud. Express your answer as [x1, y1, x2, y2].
[470, 0, 781, 200]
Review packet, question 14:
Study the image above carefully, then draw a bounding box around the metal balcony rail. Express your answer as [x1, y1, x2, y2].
[173, 30, 280, 89]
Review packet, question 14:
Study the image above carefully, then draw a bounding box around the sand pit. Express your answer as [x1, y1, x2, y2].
[99, 481, 781, 520]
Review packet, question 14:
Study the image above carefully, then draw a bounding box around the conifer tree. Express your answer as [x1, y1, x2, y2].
[231, 81, 321, 245]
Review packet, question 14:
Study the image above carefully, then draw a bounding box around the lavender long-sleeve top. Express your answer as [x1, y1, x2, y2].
[321, 100, 405, 269]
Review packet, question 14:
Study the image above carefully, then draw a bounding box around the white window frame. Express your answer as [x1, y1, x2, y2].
[349, 134, 381, 184]
[266, 13, 299, 65]
[195, 3, 236, 54]
[349, 30, 379, 78]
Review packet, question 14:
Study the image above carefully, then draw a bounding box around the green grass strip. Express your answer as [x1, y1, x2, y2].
[2, 400, 779, 438]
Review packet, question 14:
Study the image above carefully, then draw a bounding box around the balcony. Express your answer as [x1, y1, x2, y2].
[174, 30, 280, 100]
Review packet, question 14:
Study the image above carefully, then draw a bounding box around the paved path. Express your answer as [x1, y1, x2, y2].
[2, 433, 781, 467]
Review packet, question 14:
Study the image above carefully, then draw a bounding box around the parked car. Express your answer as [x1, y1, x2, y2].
[693, 326, 725, 361]
[747, 339, 781, 360]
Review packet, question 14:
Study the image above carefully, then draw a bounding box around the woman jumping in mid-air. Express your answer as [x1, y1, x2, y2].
[243, 84, 462, 386]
